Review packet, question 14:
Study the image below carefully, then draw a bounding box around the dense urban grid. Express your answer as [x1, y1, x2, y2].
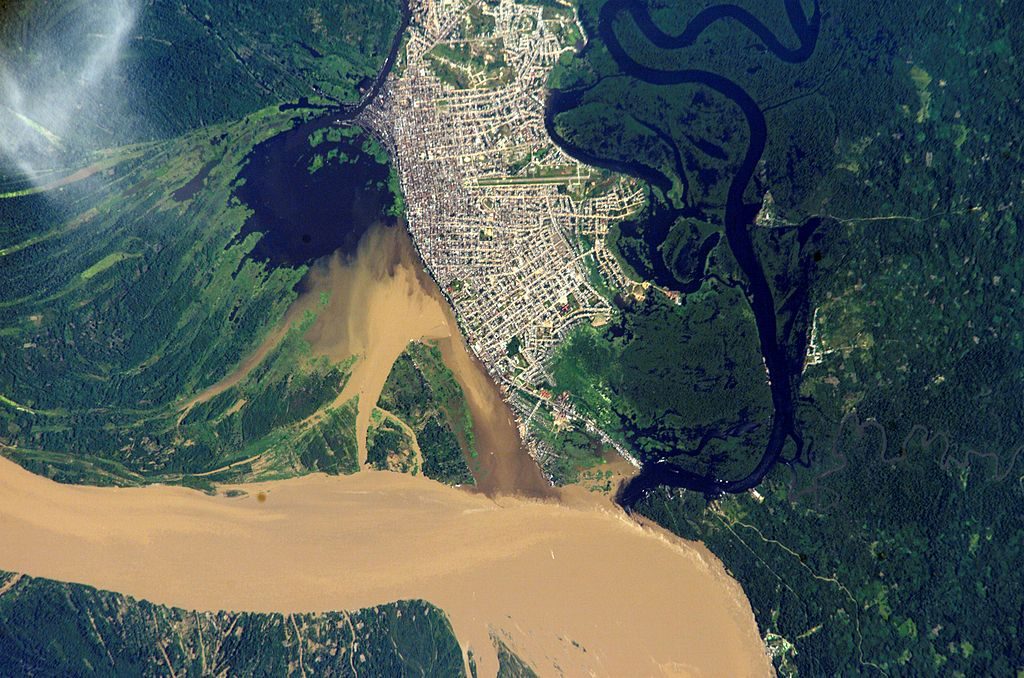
[361, 0, 645, 467]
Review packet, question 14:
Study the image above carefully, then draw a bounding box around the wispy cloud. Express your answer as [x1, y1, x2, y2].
[0, 0, 137, 183]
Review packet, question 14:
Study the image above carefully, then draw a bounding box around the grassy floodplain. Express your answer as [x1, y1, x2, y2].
[1, 105, 354, 484]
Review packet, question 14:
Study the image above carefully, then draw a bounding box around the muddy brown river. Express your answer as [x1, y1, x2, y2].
[180, 223, 550, 496]
[0, 456, 771, 676]
[0, 223, 771, 676]
[298, 223, 551, 496]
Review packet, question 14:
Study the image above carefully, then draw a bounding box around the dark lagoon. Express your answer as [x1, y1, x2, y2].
[232, 124, 397, 268]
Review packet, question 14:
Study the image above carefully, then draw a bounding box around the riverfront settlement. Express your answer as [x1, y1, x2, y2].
[360, 0, 650, 469]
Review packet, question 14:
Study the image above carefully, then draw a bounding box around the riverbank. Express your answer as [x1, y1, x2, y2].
[178, 222, 551, 495]
[0, 455, 771, 677]
[299, 223, 552, 495]
[545, 0, 822, 505]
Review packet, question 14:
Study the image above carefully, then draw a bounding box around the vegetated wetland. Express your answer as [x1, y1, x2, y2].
[213, 216, 553, 497]
[0, 0, 768, 673]
[0, 185, 764, 673]
[0, 102, 765, 675]
[171, 108, 549, 495]
[231, 121, 399, 267]
[542, 0, 1024, 673]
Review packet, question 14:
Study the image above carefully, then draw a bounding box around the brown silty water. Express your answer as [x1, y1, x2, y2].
[0, 455, 772, 677]
[305, 222, 553, 497]
[0, 226, 771, 677]
[181, 222, 551, 496]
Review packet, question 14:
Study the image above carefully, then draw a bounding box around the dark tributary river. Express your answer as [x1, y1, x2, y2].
[547, 0, 822, 506]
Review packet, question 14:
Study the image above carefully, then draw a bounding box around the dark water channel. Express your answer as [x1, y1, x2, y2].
[232, 124, 395, 267]
[228, 0, 412, 268]
[547, 0, 821, 505]
[226, 0, 824, 505]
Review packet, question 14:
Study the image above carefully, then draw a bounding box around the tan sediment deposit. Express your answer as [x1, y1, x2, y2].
[17, 224, 770, 674]
[172, 228, 416, 422]
[176, 315, 297, 420]
[434, 332, 552, 497]
[0, 456, 771, 677]
[302, 224, 551, 496]
[193, 223, 552, 495]
[298, 223, 451, 465]
[174, 223, 440, 425]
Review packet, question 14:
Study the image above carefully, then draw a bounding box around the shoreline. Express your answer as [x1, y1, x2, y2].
[0, 455, 771, 677]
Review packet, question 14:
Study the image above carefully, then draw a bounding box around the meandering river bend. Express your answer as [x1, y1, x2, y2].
[0, 1, 789, 673]
[547, 0, 822, 504]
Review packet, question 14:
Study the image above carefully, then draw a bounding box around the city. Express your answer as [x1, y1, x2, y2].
[360, 0, 645, 468]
